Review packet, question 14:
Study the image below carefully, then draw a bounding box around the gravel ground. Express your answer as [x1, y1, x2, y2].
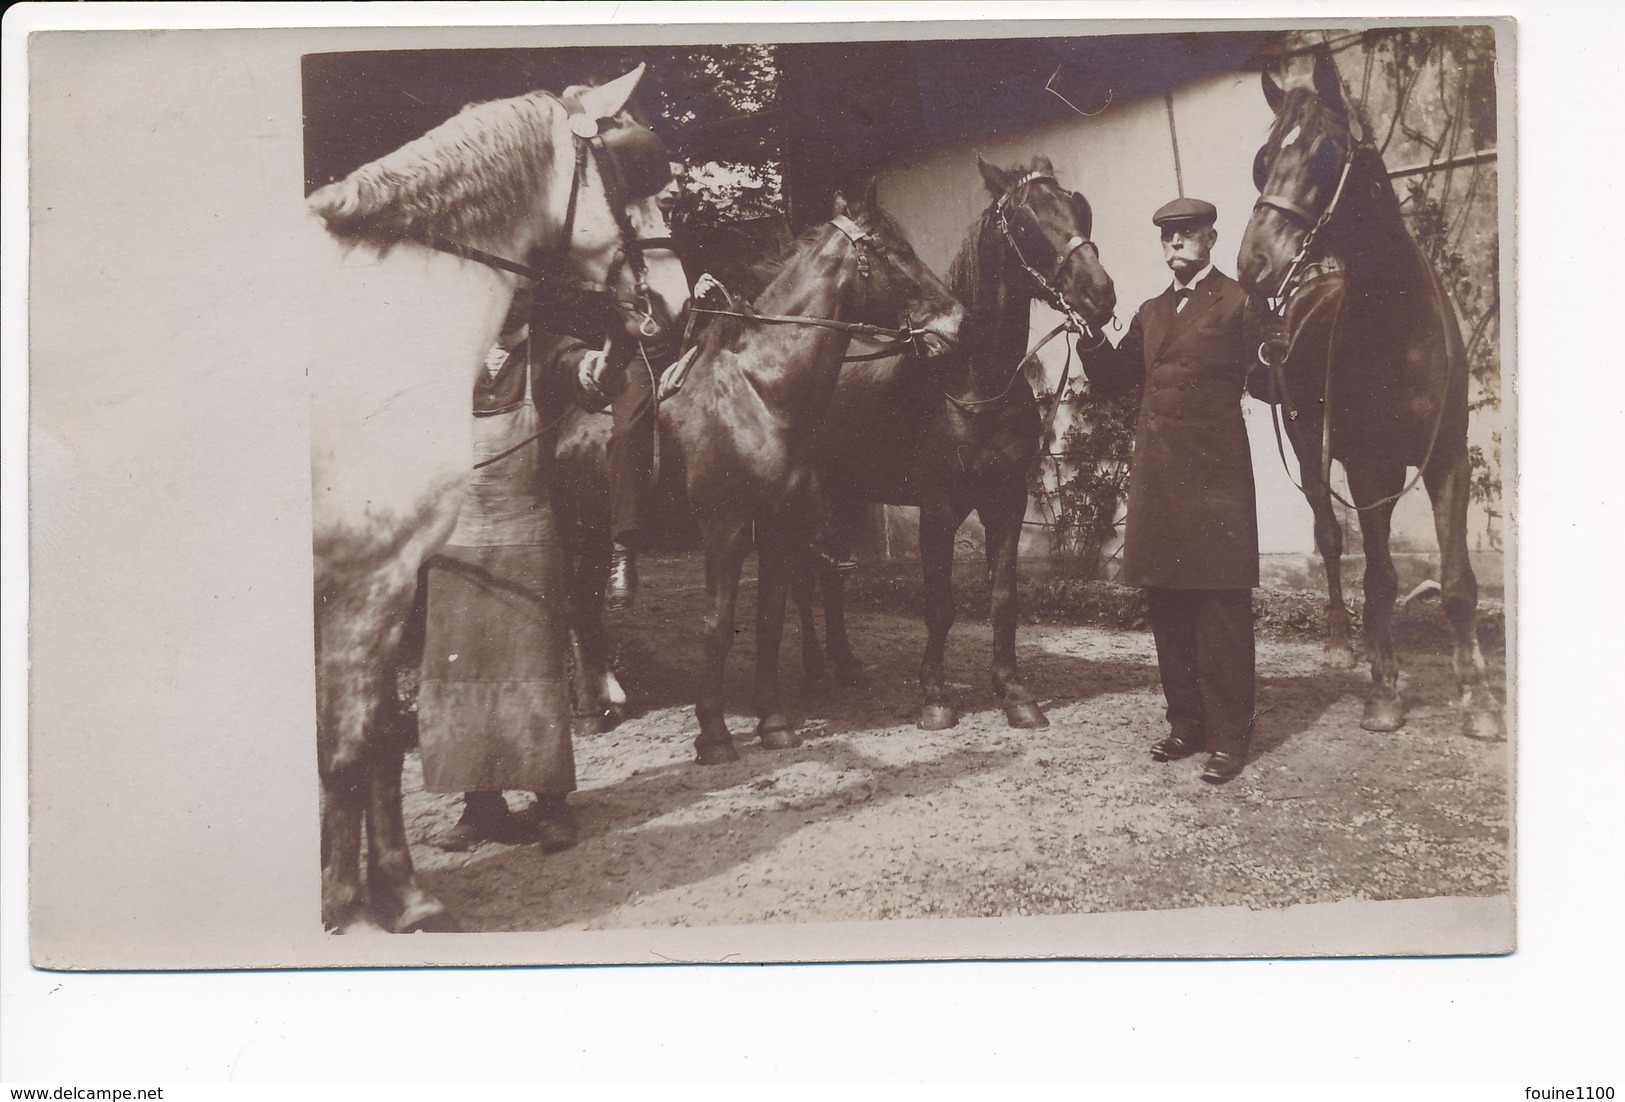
[401, 553, 1511, 933]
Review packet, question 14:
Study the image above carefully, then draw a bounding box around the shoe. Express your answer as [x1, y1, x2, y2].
[530, 795, 579, 854]
[606, 545, 638, 612]
[1150, 732, 1205, 762]
[1200, 751, 1246, 785]
[440, 792, 517, 851]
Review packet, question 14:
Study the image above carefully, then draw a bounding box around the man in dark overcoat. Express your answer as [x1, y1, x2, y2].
[1077, 197, 1268, 784]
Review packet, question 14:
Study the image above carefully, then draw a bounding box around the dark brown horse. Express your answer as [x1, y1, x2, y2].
[305, 67, 691, 932]
[798, 156, 1116, 730]
[1237, 50, 1503, 739]
[552, 187, 964, 764]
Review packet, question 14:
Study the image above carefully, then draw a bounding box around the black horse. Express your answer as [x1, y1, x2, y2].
[551, 188, 964, 763]
[799, 156, 1116, 730]
[1238, 49, 1503, 739]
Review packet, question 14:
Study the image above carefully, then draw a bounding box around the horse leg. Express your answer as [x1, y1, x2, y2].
[979, 482, 1047, 728]
[1424, 446, 1505, 739]
[567, 523, 625, 732]
[316, 578, 445, 934]
[918, 499, 972, 730]
[365, 732, 457, 933]
[360, 572, 454, 932]
[1345, 462, 1407, 731]
[752, 518, 801, 750]
[695, 516, 754, 765]
[1290, 427, 1356, 668]
[792, 548, 830, 695]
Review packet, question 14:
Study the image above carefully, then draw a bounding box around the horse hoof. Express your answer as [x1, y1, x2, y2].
[757, 718, 802, 751]
[1464, 706, 1506, 742]
[1361, 696, 1405, 732]
[1003, 701, 1050, 729]
[327, 910, 387, 935]
[392, 894, 459, 934]
[918, 703, 959, 731]
[696, 741, 739, 766]
[835, 664, 872, 689]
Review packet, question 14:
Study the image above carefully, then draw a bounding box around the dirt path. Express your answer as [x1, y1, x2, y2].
[403, 554, 1510, 933]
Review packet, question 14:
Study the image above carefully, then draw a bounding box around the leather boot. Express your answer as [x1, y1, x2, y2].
[441, 791, 516, 851]
[531, 794, 579, 854]
[606, 544, 638, 611]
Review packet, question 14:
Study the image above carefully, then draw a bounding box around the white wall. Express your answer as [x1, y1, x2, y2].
[875, 68, 1503, 590]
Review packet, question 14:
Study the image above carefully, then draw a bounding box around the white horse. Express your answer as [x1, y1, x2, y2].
[306, 66, 691, 933]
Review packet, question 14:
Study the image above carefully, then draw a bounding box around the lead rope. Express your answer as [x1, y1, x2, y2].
[1263, 268, 1450, 513]
[941, 318, 1076, 413]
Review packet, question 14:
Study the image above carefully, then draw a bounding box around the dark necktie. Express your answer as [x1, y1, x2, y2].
[1174, 287, 1192, 312]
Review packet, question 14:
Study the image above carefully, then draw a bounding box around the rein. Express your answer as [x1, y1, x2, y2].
[1254, 135, 1451, 513]
[686, 217, 935, 354]
[993, 171, 1108, 350]
[939, 174, 1104, 427]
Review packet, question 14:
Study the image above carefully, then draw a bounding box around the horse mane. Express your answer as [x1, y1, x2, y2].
[945, 205, 1002, 321]
[308, 92, 563, 246]
[694, 220, 836, 355]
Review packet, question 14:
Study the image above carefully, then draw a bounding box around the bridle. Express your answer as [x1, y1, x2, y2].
[993, 171, 1107, 352]
[417, 94, 671, 339]
[1254, 136, 1359, 320]
[687, 215, 940, 358]
[1251, 116, 1448, 514]
[943, 174, 1106, 423]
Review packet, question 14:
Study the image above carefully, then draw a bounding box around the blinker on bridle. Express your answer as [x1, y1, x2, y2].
[993, 171, 1106, 350]
[415, 94, 671, 338]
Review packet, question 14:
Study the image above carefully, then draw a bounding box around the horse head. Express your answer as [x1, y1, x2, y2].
[307, 66, 690, 347]
[977, 155, 1116, 335]
[549, 66, 692, 345]
[830, 184, 965, 358]
[1238, 49, 1370, 297]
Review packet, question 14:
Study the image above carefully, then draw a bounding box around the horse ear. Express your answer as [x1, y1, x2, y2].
[1262, 68, 1284, 112]
[575, 63, 647, 120]
[1032, 154, 1054, 176]
[978, 155, 1011, 194]
[832, 191, 850, 218]
[1312, 51, 1345, 110]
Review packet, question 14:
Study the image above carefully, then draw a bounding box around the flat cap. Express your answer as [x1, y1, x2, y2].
[1152, 196, 1218, 227]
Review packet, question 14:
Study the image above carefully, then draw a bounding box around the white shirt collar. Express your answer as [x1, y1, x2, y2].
[1172, 263, 1215, 294]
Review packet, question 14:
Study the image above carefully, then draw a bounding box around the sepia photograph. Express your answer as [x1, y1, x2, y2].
[22, 15, 1516, 969]
[24, 0, 1625, 1088]
[298, 23, 1513, 945]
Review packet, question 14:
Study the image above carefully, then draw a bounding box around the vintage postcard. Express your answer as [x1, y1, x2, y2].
[23, 14, 1513, 972]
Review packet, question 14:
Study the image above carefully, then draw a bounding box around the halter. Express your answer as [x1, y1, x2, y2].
[416, 95, 668, 338]
[993, 171, 1105, 351]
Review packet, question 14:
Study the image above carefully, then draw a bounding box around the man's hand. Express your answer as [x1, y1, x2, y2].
[577, 348, 610, 401]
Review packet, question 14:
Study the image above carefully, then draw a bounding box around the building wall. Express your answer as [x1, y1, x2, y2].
[872, 66, 1504, 593]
